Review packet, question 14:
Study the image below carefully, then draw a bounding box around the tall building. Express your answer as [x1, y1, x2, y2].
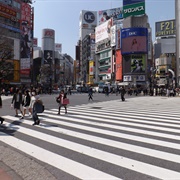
[78, 10, 97, 83]
[0, 0, 33, 85]
[175, 0, 180, 85]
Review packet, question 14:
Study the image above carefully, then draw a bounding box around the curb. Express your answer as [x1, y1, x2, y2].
[0, 145, 57, 180]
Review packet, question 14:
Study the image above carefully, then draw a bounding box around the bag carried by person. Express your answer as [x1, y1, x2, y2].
[56, 98, 60, 103]
[34, 101, 44, 113]
[62, 98, 69, 105]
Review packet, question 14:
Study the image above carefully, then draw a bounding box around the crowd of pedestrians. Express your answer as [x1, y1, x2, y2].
[1, 86, 44, 126]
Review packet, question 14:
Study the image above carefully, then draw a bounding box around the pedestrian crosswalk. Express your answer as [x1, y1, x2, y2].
[1, 96, 180, 180]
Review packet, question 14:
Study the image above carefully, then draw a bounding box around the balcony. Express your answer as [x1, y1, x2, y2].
[99, 64, 111, 69]
[98, 56, 111, 63]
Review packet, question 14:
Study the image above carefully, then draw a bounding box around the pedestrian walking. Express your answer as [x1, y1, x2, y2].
[32, 95, 44, 125]
[11, 88, 23, 117]
[21, 90, 31, 119]
[56, 90, 68, 115]
[29, 90, 36, 117]
[88, 87, 93, 101]
[68, 87, 72, 95]
[120, 86, 126, 101]
[0, 94, 4, 124]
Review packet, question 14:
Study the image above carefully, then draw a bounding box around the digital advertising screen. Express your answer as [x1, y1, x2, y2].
[121, 27, 148, 55]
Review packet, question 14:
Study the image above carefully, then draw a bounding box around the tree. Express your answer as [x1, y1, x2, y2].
[0, 30, 14, 86]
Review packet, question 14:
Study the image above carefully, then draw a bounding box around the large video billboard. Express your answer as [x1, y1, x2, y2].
[44, 50, 53, 65]
[155, 19, 175, 37]
[121, 27, 148, 55]
[123, 1, 145, 18]
[131, 54, 145, 73]
[98, 7, 123, 25]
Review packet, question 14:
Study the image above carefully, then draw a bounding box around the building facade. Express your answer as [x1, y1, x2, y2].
[0, 0, 33, 85]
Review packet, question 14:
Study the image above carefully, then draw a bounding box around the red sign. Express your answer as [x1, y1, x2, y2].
[20, 69, 30, 75]
[115, 50, 123, 81]
[44, 30, 54, 37]
[21, 3, 31, 23]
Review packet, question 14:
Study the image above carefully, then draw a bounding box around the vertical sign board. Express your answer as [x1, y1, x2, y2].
[20, 2, 32, 78]
[111, 25, 116, 47]
[116, 50, 123, 81]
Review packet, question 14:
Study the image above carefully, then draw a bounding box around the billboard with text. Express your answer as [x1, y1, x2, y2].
[123, 1, 145, 18]
[95, 18, 113, 43]
[155, 19, 175, 37]
[98, 7, 123, 25]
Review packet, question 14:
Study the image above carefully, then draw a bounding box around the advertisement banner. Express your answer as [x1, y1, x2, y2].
[121, 27, 148, 55]
[44, 50, 53, 64]
[95, 18, 113, 43]
[123, 1, 145, 18]
[20, 58, 31, 76]
[123, 0, 145, 6]
[131, 54, 145, 73]
[89, 61, 94, 76]
[155, 19, 175, 37]
[20, 3, 32, 77]
[98, 7, 123, 25]
[115, 50, 123, 81]
[111, 25, 116, 47]
[116, 28, 121, 49]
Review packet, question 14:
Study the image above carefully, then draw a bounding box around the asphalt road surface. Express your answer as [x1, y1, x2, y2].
[1, 93, 180, 180]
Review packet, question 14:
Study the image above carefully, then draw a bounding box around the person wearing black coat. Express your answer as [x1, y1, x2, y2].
[21, 90, 31, 119]
[120, 86, 126, 101]
[11, 88, 23, 117]
[0, 94, 4, 124]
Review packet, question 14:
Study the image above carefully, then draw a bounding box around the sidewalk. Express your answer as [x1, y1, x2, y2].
[0, 144, 57, 180]
[0, 161, 22, 180]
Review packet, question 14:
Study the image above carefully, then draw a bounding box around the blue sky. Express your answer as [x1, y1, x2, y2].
[32, 0, 175, 59]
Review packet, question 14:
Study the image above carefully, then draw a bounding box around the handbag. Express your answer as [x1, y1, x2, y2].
[56, 98, 60, 103]
[62, 98, 69, 105]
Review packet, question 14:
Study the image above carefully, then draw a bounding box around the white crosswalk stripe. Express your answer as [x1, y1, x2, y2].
[1, 96, 180, 180]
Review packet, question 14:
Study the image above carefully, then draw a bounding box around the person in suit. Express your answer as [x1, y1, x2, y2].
[0, 94, 4, 124]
